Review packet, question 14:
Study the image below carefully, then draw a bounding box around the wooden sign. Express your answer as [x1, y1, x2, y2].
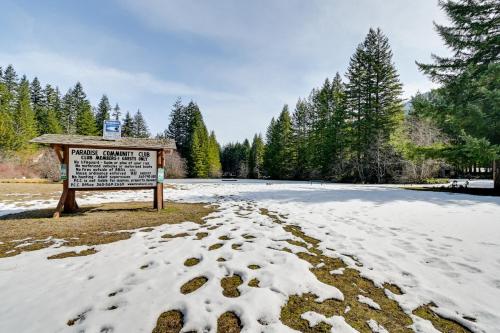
[68, 148, 157, 189]
[30, 134, 177, 218]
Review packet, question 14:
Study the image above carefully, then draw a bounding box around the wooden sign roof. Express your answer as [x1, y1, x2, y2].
[30, 134, 176, 150]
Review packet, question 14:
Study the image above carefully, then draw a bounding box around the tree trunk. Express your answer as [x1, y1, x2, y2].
[494, 160, 500, 192]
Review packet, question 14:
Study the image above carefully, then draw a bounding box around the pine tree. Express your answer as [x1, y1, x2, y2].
[166, 98, 189, 157]
[207, 131, 222, 177]
[95, 94, 111, 135]
[416, 0, 500, 189]
[112, 103, 121, 121]
[122, 111, 134, 137]
[76, 101, 97, 135]
[2, 65, 17, 113]
[133, 110, 150, 138]
[248, 134, 265, 178]
[188, 111, 209, 177]
[417, 0, 499, 82]
[264, 105, 295, 179]
[346, 28, 403, 182]
[13, 76, 38, 149]
[0, 77, 16, 151]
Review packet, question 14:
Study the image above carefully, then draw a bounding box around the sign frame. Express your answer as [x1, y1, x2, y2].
[67, 148, 158, 190]
[51, 144, 166, 218]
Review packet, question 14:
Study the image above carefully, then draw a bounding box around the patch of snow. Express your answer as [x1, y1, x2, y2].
[330, 267, 345, 275]
[301, 311, 359, 332]
[367, 319, 389, 333]
[357, 295, 381, 310]
[1, 180, 499, 332]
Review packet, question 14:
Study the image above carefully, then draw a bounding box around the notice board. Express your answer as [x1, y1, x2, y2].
[68, 148, 157, 188]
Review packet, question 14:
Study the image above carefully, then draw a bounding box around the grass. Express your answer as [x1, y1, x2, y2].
[259, 208, 421, 332]
[248, 278, 260, 288]
[184, 257, 200, 267]
[0, 201, 216, 258]
[152, 310, 184, 333]
[413, 303, 472, 333]
[195, 232, 209, 240]
[180, 276, 208, 294]
[47, 248, 97, 259]
[221, 274, 243, 298]
[247, 264, 260, 270]
[208, 243, 224, 251]
[217, 312, 242, 333]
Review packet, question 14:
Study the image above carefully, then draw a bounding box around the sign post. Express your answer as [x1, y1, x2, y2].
[29, 134, 176, 218]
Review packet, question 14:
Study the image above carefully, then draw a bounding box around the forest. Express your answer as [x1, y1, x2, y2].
[0, 0, 498, 188]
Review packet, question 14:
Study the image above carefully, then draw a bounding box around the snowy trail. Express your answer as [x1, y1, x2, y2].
[0, 181, 499, 332]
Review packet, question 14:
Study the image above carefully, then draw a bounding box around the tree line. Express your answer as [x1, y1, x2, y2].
[220, 0, 499, 189]
[0, 68, 151, 153]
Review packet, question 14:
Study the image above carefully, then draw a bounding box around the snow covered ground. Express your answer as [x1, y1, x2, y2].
[0, 180, 499, 332]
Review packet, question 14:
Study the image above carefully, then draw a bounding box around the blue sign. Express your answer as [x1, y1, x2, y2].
[103, 120, 121, 140]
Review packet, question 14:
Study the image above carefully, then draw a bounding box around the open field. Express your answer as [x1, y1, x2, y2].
[0, 180, 499, 332]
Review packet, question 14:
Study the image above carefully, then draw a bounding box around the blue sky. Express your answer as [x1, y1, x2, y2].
[0, 0, 449, 144]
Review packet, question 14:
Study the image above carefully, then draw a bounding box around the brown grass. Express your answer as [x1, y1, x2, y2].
[152, 310, 184, 333]
[247, 264, 260, 270]
[196, 232, 209, 240]
[221, 274, 243, 298]
[248, 278, 260, 288]
[0, 201, 216, 258]
[217, 312, 242, 333]
[47, 248, 97, 259]
[184, 257, 200, 267]
[208, 243, 224, 251]
[260, 208, 414, 332]
[180, 276, 208, 294]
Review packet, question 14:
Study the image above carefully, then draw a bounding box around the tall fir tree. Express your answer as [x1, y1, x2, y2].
[112, 103, 121, 121]
[416, 0, 500, 189]
[122, 111, 134, 137]
[207, 131, 222, 177]
[248, 133, 265, 178]
[95, 94, 111, 135]
[133, 110, 150, 138]
[76, 101, 97, 135]
[188, 111, 209, 177]
[13, 76, 38, 149]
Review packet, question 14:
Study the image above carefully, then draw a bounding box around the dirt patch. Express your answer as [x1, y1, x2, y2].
[231, 243, 242, 250]
[248, 278, 260, 288]
[221, 274, 243, 298]
[0, 201, 215, 258]
[184, 258, 200, 267]
[242, 234, 256, 239]
[180, 276, 208, 294]
[413, 303, 472, 333]
[47, 248, 97, 259]
[152, 310, 184, 333]
[208, 243, 224, 251]
[162, 233, 189, 239]
[217, 312, 242, 333]
[217, 257, 226, 262]
[247, 264, 260, 270]
[195, 232, 209, 240]
[218, 235, 231, 241]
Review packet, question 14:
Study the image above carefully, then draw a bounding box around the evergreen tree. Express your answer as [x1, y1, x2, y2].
[133, 110, 150, 138]
[2, 65, 17, 113]
[264, 105, 295, 179]
[76, 101, 97, 135]
[292, 98, 313, 179]
[122, 111, 134, 137]
[416, 0, 500, 189]
[13, 76, 38, 149]
[30, 77, 44, 124]
[346, 28, 403, 182]
[95, 94, 111, 135]
[417, 0, 499, 82]
[0, 77, 16, 151]
[112, 103, 121, 121]
[207, 131, 222, 177]
[248, 133, 265, 178]
[188, 111, 209, 177]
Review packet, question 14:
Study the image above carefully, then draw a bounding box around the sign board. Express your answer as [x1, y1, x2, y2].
[60, 164, 67, 180]
[157, 168, 164, 183]
[103, 120, 121, 140]
[68, 148, 157, 189]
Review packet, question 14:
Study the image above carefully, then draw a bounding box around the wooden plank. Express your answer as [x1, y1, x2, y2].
[52, 145, 64, 163]
[53, 188, 68, 218]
